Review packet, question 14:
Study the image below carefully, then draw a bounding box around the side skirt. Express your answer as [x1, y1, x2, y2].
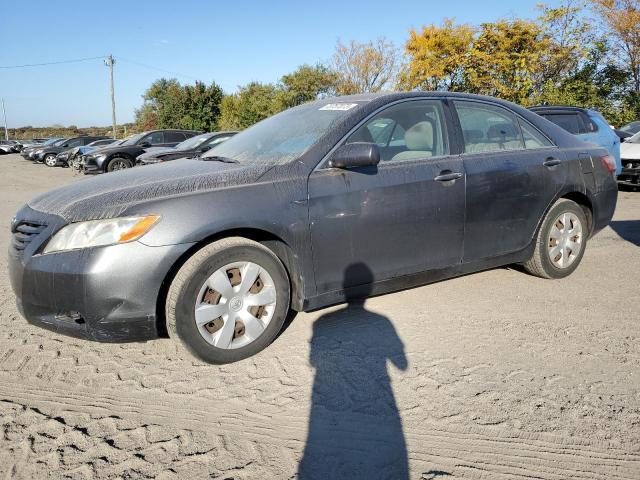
[302, 244, 534, 312]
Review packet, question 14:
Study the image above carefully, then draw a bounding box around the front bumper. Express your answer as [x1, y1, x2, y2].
[618, 159, 640, 186]
[82, 156, 102, 174]
[55, 153, 70, 166]
[8, 206, 195, 342]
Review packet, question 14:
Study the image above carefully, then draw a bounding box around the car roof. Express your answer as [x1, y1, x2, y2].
[528, 105, 592, 114]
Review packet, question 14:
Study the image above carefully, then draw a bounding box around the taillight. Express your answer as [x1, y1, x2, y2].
[600, 154, 616, 175]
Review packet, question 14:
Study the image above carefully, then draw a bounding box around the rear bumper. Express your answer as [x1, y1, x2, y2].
[8, 208, 195, 342]
[592, 186, 618, 236]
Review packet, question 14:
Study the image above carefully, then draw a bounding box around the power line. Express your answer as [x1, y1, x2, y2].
[0, 56, 106, 69]
[117, 57, 200, 81]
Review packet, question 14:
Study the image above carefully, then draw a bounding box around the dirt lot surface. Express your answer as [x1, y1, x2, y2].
[0, 153, 639, 479]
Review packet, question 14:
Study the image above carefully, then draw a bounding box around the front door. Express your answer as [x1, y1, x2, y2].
[308, 99, 466, 294]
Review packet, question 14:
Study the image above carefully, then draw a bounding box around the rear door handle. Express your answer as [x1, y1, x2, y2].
[543, 157, 561, 167]
[434, 172, 463, 182]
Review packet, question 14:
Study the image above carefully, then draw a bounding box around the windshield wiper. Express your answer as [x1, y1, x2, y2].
[199, 155, 239, 164]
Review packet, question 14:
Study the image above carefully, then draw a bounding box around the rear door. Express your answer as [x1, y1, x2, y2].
[308, 98, 466, 293]
[164, 131, 187, 147]
[452, 99, 568, 262]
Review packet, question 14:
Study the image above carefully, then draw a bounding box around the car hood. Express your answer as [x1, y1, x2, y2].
[138, 147, 176, 159]
[620, 141, 640, 159]
[28, 158, 272, 222]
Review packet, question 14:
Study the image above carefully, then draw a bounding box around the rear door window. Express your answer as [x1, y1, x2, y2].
[66, 138, 84, 148]
[144, 132, 164, 145]
[165, 132, 187, 143]
[540, 113, 584, 134]
[454, 101, 525, 154]
[519, 120, 554, 149]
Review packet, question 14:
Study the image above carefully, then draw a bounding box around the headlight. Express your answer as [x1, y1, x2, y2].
[42, 215, 160, 254]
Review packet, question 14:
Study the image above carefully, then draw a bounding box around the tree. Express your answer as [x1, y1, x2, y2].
[400, 19, 475, 91]
[217, 82, 283, 130]
[537, 1, 594, 81]
[134, 78, 224, 131]
[332, 38, 399, 94]
[589, 0, 640, 92]
[465, 19, 550, 104]
[279, 64, 338, 107]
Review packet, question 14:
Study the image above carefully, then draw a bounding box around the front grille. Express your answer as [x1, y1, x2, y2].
[622, 158, 640, 170]
[11, 221, 47, 251]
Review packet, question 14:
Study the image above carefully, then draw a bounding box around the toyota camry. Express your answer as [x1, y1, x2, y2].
[8, 92, 618, 364]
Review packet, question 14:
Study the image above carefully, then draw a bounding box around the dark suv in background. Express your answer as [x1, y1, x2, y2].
[136, 131, 237, 165]
[35, 136, 110, 167]
[82, 129, 201, 173]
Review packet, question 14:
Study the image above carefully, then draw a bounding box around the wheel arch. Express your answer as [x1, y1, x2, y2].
[560, 191, 594, 235]
[103, 153, 134, 172]
[155, 227, 305, 338]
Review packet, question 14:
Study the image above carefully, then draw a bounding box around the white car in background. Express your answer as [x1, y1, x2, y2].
[619, 131, 640, 188]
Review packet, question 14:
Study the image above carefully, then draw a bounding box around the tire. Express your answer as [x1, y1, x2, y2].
[106, 156, 133, 172]
[166, 237, 291, 364]
[523, 199, 588, 279]
[44, 154, 57, 167]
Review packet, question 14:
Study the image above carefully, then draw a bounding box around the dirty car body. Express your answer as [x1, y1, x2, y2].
[9, 92, 618, 353]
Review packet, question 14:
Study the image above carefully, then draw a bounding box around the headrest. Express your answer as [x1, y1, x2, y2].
[405, 121, 433, 151]
[487, 123, 518, 140]
[463, 129, 483, 142]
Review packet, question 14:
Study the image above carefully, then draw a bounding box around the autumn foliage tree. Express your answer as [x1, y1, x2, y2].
[332, 38, 399, 94]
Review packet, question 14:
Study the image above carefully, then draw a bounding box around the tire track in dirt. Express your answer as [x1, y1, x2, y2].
[1, 377, 639, 479]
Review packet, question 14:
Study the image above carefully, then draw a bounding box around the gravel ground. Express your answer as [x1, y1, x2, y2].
[0, 153, 639, 479]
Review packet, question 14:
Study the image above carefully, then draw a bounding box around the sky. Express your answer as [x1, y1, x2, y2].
[0, 0, 543, 128]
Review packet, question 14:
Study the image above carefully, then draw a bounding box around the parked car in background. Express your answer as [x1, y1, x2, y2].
[8, 92, 618, 364]
[61, 138, 119, 168]
[82, 129, 201, 173]
[614, 129, 633, 142]
[529, 106, 621, 175]
[0, 141, 20, 154]
[14, 139, 46, 152]
[136, 131, 237, 165]
[618, 131, 640, 188]
[34, 135, 110, 166]
[619, 121, 640, 135]
[21, 138, 65, 161]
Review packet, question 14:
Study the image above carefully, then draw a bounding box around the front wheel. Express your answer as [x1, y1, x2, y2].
[166, 237, 291, 364]
[44, 154, 57, 167]
[106, 157, 133, 172]
[523, 199, 588, 279]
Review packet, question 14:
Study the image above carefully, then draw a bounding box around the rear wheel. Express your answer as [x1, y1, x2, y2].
[106, 157, 133, 172]
[166, 237, 290, 364]
[524, 199, 588, 279]
[44, 154, 57, 167]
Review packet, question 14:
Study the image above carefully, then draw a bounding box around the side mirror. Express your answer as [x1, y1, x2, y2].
[139, 141, 151, 148]
[328, 142, 380, 169]
[200, 145, 212, 152]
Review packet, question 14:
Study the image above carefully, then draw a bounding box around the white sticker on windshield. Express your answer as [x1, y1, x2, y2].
[319, 103, 358, 111]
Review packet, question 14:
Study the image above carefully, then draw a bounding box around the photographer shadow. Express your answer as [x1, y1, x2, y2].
[298, 263, 409, 480]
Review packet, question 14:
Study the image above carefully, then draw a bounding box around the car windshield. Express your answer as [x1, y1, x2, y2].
[176, 133, 210, 150]
[52, 138, 68, 146]
[626, 131, 640, 144]
[202, 101, 362, 165]
[121, 133, 146, 146]
[42, 138, 62, 146]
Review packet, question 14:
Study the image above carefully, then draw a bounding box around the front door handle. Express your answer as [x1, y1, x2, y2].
[434, 171, 463, 182]
[543, 157, 561, 167]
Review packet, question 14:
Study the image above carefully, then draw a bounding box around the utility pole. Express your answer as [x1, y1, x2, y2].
[1, 98, 7, 141]
[105, 55, 117, 139]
